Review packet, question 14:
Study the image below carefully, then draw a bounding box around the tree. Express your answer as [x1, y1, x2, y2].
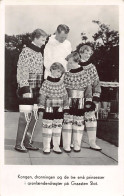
[81, 32, 88, 43]
[92, 20, 119, 48]
[86, 20, 119, 82]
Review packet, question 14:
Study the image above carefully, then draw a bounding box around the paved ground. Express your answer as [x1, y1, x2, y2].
[4, 112, 118, 165]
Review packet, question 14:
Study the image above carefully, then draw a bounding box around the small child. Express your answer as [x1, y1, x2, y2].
[63, 51, 101, 153]
[38, 62, 69, 154]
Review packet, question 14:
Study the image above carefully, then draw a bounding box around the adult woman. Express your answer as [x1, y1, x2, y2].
[15, 29, 47, 152]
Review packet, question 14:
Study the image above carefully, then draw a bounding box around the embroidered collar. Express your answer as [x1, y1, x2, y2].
[28, 42, 42, 52]
[70, 66, 83, 73]
[79, 58, 92, 66]
[47, 76, 60, 82]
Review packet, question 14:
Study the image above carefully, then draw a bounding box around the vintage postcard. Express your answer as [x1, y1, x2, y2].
[0, 0, 124, 195]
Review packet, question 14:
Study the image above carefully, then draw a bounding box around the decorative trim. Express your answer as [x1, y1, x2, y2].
[28, 43, 42, 53]
[100, 81, 119, 87]
[18, 86, 30, 95]
[70, 66, 83, 73]
[47, 76, 60, 82]
[19, 105, 33, 112]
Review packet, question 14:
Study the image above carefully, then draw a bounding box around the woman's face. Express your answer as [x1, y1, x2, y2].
[80, 49, 93, 62]
[34, 36, 46, 47]
[67, 57, 77, 71]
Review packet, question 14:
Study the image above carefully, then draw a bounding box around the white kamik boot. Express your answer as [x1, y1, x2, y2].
[42, 119, 52, 154]
[62, 114, 73, 153]
[52, 119, 63, 154]
[73, 115, 84, 152]
[85, 111, 102, 151]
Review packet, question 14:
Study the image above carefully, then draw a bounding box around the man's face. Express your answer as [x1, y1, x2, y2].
[56, 31, 68, 43]
[34, 36, 46, 47]
[51, 69, 62, 78]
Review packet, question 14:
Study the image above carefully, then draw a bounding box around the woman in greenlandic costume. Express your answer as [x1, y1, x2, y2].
[63, 50, 101, 153]
[15, 29, 48, 153]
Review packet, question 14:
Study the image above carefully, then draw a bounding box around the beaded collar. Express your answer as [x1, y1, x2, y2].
[79, 58, 92, 67]
[47, 76, 61, 82]
[28, 42, 42, 53]
[70, 66, 83, 73]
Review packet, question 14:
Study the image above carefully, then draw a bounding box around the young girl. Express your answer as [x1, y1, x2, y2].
[63, 52, 95, 153]
[38, 62, 69, 154]
[78, 44, 102, 151]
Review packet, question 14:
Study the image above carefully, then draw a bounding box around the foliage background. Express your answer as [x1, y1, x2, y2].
[5, 6, 119, 111]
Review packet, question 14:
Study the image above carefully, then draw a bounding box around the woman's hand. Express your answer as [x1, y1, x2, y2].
[23, 93, 32, 98]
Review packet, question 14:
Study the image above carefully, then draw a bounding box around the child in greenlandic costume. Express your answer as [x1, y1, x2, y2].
[38, 62, 69, 154]
[78, 44, 102, 151]
[63, 51, 101, 153]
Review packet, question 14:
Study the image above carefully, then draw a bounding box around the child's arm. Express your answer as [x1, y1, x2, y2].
[37, 82, 47, 112]
[91, 65, 101, 103]
[84, 85, 95, 111]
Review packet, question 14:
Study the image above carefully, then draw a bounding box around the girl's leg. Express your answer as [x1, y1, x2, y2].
[85, 111, 102, 150]
[73, 115, 84, 152]
[62, 114, 73, 153]
[42, 119, 53, 154]
[52, 119, 63, 154]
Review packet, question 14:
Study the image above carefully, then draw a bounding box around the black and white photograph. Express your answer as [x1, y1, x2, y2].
[0, 0, 124, 196]
[4, 3, 119, 165]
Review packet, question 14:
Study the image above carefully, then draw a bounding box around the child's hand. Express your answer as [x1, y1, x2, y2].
[85, 104, 91, 108]
[38, 112, 43, 118]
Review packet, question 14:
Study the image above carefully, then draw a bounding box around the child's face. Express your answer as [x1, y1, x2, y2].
[51, 69, 62, 78]
[67, 57, 77, 71]
[80, 48, 93, 62]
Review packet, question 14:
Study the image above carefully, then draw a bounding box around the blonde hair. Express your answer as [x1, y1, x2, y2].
[65, 52, 80, 63]
[79, 45, 93, 55]
[50, 62, 65, 75]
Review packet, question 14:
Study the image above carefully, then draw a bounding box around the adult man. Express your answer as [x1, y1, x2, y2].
[44, 24, 72, 79]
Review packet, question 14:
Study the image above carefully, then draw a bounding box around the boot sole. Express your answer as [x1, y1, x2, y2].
[53, 150, 62, 154]
[14, 147, 28, 153]
[25, 147, 39, 151]
[73, 149, 81, 153]
[90, 147, 102, 151]
[63, 149, 71, 153]
[43, 151, 51, 154]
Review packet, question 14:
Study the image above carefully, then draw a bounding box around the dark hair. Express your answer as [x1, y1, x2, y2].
[65, 52, 80, 63]
[50, 62, 65, 75]
[31, 29, 48, 40]
[57, 24, 70, 34]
